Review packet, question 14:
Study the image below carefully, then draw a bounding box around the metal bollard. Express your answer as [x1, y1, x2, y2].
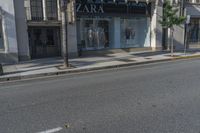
[0, 64, 3, 75]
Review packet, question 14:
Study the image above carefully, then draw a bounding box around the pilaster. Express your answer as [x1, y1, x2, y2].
[42, 0, 47, 20]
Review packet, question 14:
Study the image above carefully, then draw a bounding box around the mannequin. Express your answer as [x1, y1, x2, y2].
[87, 25, 93, 47]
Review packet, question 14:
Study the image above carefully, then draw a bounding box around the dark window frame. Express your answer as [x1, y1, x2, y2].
[30, 0, 43, 21]
[46, 0, 58, 20]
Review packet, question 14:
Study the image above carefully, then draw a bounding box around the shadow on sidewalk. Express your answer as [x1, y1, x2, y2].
[131, 51, 169, 57]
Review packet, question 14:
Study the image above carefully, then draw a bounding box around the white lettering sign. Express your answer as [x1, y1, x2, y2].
[76, 4, 104, 13]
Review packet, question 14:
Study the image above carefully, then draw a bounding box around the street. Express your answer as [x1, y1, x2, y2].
[1, 59, 200, 133]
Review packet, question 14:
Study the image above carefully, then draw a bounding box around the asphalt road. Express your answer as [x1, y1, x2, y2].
[1, 59, 200, 133]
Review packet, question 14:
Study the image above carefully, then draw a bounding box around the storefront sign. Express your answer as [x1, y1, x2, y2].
[76, 0, 151, 16]
[76, 4, 104, 13]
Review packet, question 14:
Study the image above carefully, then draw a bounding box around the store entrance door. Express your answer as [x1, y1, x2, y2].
[78, 18, 110, 50]
[29, 27, 61, 59]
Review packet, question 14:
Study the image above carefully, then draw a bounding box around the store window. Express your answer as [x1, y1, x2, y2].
[31, 0, 43, 21]
[0, 20, 4, 50]
[120, 17, 150, 48]
[188, 19, 200, 44]
[77, 18, 110, 50]
[46, 0, 58, 20]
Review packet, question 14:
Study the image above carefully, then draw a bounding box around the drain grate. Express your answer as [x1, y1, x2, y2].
[117, 58, 136, 62]
[144, 57, 152, 60]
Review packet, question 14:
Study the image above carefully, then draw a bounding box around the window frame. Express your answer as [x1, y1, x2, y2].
[30, 0, 44, 21]
[46, 0, 58, 20]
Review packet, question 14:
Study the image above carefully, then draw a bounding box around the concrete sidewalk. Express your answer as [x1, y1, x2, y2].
[1, 51, 200, 82]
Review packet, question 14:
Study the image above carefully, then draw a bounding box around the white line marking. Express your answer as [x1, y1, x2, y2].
[37, 127, 63, 133]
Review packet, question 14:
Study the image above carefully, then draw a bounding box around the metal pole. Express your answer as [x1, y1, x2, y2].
[167, 28, 170, 51]
[171, 27, 174, 56]
[184, 24, 188, 55]
[185, 15, 191, 55]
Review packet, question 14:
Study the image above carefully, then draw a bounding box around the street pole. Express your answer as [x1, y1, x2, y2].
[184, 15, 190, 55]
[171, 27, 174, 57]
[184, 24, 188, 55]
[61, 0, 69, 68]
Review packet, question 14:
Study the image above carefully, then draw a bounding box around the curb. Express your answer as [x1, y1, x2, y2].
[0, 54, 200, 83]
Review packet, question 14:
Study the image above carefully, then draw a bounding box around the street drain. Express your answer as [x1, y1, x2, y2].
[145, 57, 152, 60]
[118, 59, 136, 62]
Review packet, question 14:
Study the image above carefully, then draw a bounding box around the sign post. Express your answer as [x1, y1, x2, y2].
[184, 15, 190, 55]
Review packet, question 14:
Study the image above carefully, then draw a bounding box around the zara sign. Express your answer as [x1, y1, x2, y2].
[76, 0, 151, 16]
[76, 3, 104, 13]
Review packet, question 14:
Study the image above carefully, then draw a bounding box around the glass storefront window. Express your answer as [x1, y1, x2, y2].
[188, 19, 200, 44]
[77, 18, 110, 50]
[77, 17, 150, 51]
[120, 17, 150, 48]
[0, 20, 4, 50]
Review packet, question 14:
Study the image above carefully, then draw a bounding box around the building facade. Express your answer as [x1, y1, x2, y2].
[0, 0, 163, 64]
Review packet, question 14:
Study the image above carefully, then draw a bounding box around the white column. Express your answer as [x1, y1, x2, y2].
[1, 13, 8, 53]
[144, 17, 151, 47]
[57, 0, 61, 21]
[42, 0, 47, 20]
[113, 17, 121, 48]
[150, 0, 163, 50]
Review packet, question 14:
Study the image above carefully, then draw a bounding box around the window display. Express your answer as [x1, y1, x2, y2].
[77, 17, 150, 51]
[120, 18, 150, 48]
[78, 18, 110, 50]
[188, 19, 200, 43]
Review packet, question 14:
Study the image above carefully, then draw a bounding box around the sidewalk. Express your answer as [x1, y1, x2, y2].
[1, 50, 200, 82]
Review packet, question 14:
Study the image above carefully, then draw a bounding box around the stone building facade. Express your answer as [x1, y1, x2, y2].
[0, 0, 164, 64]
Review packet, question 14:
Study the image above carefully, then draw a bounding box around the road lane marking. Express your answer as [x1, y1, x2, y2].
[37, 127, 63, 133]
